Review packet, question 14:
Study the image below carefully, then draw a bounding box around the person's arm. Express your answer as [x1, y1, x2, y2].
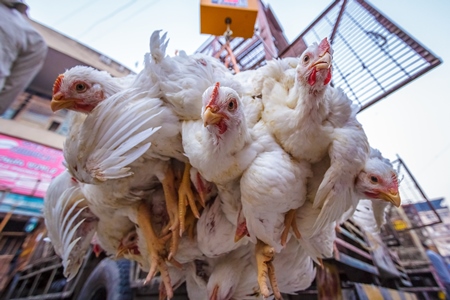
[0, 0, 28, 15]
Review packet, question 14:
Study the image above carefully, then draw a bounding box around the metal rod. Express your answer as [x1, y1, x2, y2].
[330, 0, 347, 43]
[225, 41, 241, 73]
[27, 272, 41, 297]
[396, 155, 442, 226]
[278, 0, 342, 57]
[359, 62, 441, 111]
[356, 0, 443, 64]
[43, 268, 57, 294]
[0, 206, 15, 234]
[335, 237, 372, 260]
[18, 263, 62, 280]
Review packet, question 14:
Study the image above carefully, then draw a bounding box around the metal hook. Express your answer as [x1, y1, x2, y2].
[224, 17, 233, 41]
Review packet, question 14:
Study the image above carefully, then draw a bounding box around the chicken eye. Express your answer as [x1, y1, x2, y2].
[303, 55, 310, 63]
[228, 99, 237, 111]
[75, 83, 87, 93]
[370, 176, 378, 183]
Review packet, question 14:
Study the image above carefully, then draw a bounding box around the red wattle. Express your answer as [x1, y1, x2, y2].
[324, 69, 332, 85]
[93, 244, 102, 257]
[236, 221, 249, 237]
[217, 120, 228, 134]
[308, 69, 317, 86]
[196, 172, 205, 195]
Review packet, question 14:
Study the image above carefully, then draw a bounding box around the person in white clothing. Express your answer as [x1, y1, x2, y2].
[0, 0, 47, 115]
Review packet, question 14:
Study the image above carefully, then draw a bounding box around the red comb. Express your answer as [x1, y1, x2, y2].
[391, 172, 399, 190]
[208, 82, 220, 106]
[53, 74, 64, 95]
[318, 37, 330, 55]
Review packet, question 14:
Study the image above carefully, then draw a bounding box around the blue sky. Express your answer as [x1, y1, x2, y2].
[26, 0, 450, 206]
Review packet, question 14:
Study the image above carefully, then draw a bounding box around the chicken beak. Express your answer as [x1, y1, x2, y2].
[312, 52, 332, 70]
[51, 92, 76, 112]
[203, 107, 222, 127]
[380, 188, 401, 207]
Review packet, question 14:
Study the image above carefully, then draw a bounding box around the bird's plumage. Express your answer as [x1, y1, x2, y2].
[240, 122, 311, 252]
[44, 31, 403, 297]
[257, 39, 370, 236]
[43, 170, 98, 281]
[140, 30, 241, 121]
[350, 148, 400, 232]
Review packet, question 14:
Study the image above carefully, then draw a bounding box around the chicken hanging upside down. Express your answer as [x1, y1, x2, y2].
[49, 64, 199, 238]
[57, 86, 192, 295]
[50, 64, 202, 249]
[183, 82, 312, 299]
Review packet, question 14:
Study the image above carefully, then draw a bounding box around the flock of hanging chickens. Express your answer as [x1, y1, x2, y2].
[43, 30, 401, 300]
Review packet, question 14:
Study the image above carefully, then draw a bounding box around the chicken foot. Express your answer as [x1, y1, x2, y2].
[184, 201, 203, 240]
[280, 209, 301, 246]
[161, 165, 180, 259]
[178, 162, 200, 236]
[255, 239, 282, 300]
[137, 201, 181, 299]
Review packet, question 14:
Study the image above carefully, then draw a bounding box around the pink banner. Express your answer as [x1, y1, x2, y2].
[0, 134, 66, 198]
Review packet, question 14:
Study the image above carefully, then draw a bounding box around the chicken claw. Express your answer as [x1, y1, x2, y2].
[161, 165, 180, 259]
[280, 209, 301, 246]
[255, 239, 282, 300]
[178, 162, 200, 236]
[137, 202, 177, 299]
[184, 201, 202, 240]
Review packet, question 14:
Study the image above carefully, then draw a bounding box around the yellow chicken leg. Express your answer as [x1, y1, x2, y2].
[178, 162, 200, 236]
[184, 201, 203, 240]
[137, 202, 174, 299]
[161, 165, 180, 259]
[280, 209, 301, 246]
[255, 239, 282, 300]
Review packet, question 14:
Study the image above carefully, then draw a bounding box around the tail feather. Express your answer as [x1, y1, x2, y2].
[150, 30, 169, 63]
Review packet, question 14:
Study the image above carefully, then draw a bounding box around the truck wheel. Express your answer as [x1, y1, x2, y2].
[76, 258, 132, 300]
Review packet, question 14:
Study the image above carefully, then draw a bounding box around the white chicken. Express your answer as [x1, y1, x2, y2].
[182, 82, 259, 259]
[182, 82, 311, 299]
[62, 86, 187, 294]
[136, 30, 243, 233]
[196, 193, 248, 258]
[50, 65, 136, 113]
[140, 30, 241, 121]
[44, 29, 406, 299]
[273, 237, 316, 295]
[259, 38, 370, 236]
[294, 147, 401, 263]
[43, 170, 98, 281]
[117, 185, 208, 299]
[350, 148, 401, 233]
[207, 245, 264, 300]
[44, 170, 148, 283]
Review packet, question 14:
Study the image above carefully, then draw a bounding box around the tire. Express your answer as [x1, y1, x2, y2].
[76, 258, 132, 300]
